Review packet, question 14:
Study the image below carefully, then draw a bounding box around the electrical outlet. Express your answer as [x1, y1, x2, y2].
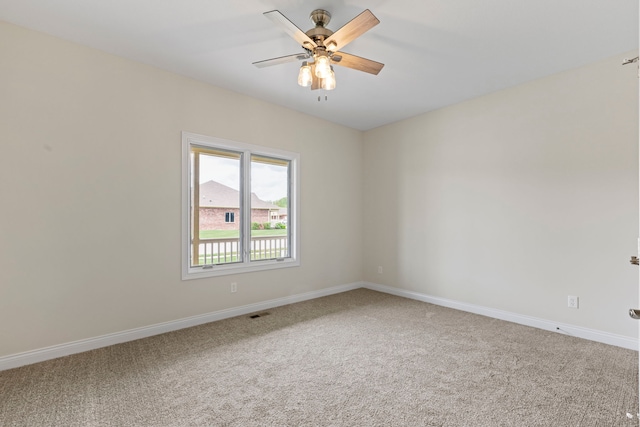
[231, 282, 237, 293]
[567, 295, 578, 309]
[377, 266, 383, 274]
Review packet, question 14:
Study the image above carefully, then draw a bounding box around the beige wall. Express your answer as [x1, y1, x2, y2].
[0, 21, 364, 357]
[363, 51, 639, 337]
[1, 19, 638, 359]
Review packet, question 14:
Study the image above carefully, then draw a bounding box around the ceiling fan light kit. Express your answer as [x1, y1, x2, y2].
[321, 66, 336, 90]
[253, 7, 384, 95]
[297, 61, 313, 87]
[314, 51, 332, 79]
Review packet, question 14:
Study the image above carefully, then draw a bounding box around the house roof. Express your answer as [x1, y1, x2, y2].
[198, 180, 278, 210]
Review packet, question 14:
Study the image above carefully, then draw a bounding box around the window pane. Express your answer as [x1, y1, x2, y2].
[250, 155, 290, 261]
[190, 146, 242, 266]
[183, 132, 299, 279]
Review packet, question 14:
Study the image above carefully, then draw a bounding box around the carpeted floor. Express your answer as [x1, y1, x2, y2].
[0, 289, 638, 426]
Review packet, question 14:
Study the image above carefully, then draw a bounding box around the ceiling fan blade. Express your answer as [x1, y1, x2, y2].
[253, 52, 311, 68]
[324, 9, 379, 51]
[264, 10, 318, 50]
[331, 52, 384, 75]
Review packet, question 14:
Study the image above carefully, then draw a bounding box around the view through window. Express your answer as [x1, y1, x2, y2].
[182, 132, 298, 279]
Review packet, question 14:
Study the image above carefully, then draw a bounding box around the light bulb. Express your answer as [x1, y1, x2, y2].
[297, 62, 312, 87]
[314, 54, 331, 79]
[321, 67, 336, 91]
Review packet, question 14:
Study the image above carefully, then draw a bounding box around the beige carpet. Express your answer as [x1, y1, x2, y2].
[1, 289, 638, 426]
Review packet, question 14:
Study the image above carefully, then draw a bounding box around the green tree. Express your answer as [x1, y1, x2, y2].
[273, 197, 288, 207]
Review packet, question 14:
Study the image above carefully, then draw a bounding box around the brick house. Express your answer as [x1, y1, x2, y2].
[197, 180, 280, 231]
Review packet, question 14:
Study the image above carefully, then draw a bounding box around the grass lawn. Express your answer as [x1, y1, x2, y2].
[200, 229, 286, 239]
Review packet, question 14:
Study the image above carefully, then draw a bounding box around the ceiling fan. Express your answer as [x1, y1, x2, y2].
[253, 8, 384, 91]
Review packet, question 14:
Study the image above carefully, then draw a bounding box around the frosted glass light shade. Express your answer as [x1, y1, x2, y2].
[297, 62, 312, 87]
[314, 55, 331, 79]
[321, 67, 336, 90]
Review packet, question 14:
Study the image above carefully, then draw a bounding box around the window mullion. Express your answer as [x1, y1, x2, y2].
[241, 151, 252, 264]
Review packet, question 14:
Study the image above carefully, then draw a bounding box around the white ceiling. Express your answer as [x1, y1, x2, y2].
[1, 0, 638, 130]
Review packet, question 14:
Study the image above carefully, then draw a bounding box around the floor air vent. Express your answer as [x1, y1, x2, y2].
[249, 312, 271, 319]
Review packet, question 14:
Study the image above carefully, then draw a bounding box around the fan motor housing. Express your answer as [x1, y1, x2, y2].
[306, 9, 333, 44]
[306, 27, 333, 42]
[310, 9, 331, 27]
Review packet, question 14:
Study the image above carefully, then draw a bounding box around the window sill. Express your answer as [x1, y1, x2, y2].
[182, 257, 300, 280]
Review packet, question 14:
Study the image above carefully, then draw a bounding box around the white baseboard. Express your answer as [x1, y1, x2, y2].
[363, 282, 639, 351]
[2, 280, 636, 371]
[0, 282, 364, 372]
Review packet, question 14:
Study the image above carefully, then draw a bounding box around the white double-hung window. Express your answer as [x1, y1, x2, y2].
[182, 132, 300, 279]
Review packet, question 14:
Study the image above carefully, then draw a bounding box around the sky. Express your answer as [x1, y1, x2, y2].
[199, 154, 288, 202]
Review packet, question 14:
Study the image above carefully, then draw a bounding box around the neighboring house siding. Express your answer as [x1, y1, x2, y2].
[251, 209, 270, 225]
[200, 207, 240, 231]
[197, 180, 278, 230]
[199, 207, 271, 230]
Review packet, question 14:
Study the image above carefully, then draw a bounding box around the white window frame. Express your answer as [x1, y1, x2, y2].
[181, 131, 300, 280]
